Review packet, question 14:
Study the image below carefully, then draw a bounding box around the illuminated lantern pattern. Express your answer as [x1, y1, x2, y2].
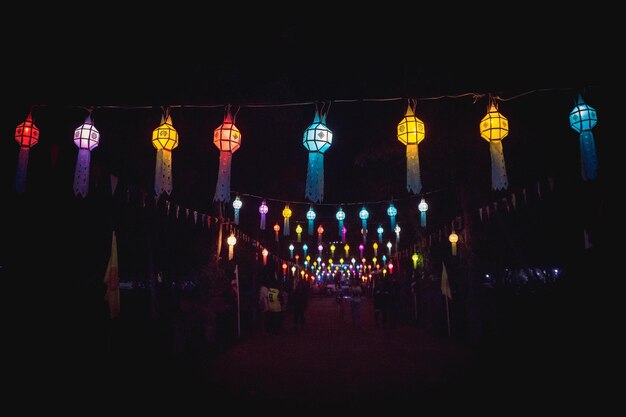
[14, 112, 40, 193]
[480, 101, 509, 190]
[397, 102, 425, 194]
[259, 200, 268, 230]
[336, 208, 345, 237]
[359, 207, 369, 233]
[570, 95, 598, 181]
[418, 198, 428, 227]
[377, 225, 384, 243]
[227, 234, 237, 260]
[306, 206, 316, 235]
[73, 114, 100, 197]
[232, 196, 242, 225]
[296, 224, 303, 242]
[282, 204, 292, 236]
[213, 108, 241, 202]
[387, 203, 397, 231]
[152, 111, 179, 196]
[303, 110, 333, 203]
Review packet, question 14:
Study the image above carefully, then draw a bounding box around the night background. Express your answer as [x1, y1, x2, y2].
[1, 23, 611, 411]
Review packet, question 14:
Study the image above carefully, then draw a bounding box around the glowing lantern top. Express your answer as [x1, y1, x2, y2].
[233, 196, 242, 210]
[449, 231, 459, 243]
[480, 104, 509, 141]
[317, 225, 324, 234]
[359, 208, 369, 220]
[570, 96, 597, 132]
[336, 208, 346, 221]
[15, 113, 39, 149]
[295, 224, 303, 234]
[412, 253, 419, 262]
[262, 248, 269, 256]
[74, 115, 100, 150]
[418, 198, 428, 213]
[214, 110, 241, 153]
[303, 111, 333, 153]
[377, 226, 384, 235]
[397, 105, 425, 145]
[282, 206, 292, 219]
[306, 207, 317, 221]
[152, 115, 179, 151]
[227, 234, 237, 246]
[273, 224, 280, 233]
[259, 201, 269, 214]
[387, 204, 397, 218]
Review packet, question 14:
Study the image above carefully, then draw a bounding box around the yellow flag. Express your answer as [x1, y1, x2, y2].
[441, 261, 452, 300]
[104, 231, 120, 319]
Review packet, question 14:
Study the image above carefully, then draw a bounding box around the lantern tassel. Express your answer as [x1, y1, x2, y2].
[308, 219, 314, 236]
[406, 144, 422, 194]
[390, 217, 396, 232]
[73, 149, 91, 197]
[214, 151, 233, 202]
[14, 148, 30, 193]
[305, 152, 324, 203]
[228, 245, 234, 260]
[234, 209, 240, 225]
[283, 217, 290, 236]
[260, 214, 266, 230]
[451, 242, 457, 256]
[579, 130, 598, 181]
[489, 141, 509, 190]
[420, 212, 427, 228]
[154, 149, 174, 195]
[338, 220, 344, 237]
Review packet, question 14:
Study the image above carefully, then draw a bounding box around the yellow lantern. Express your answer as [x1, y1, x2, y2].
[152, 110, 179, 196]
[397, 101, 425, 194]
[282, 204, 292, 236]
[449, 230, 459, 256]
[295, 224, 303, 242]
[227, 233, 237, 260]
[344, 244, 350, 257]
[480, 100, 509, 190]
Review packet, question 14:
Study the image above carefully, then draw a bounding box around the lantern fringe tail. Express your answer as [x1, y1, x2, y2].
[155, 150, 174, 196]
[214, 151, 232, 202]
[406, 144, 422, 194]
[14, 148, 29, 193]
[420, 212, 426, 228]
[283, 218, 290, 236]
[580, 131, 598, 181]
[234, 210, 240, 225]
[308, 220, 314, 236]
[73, 149, 91, 197]
[489, 141, 509, 191]
[338, 220, 344, 237]
[305, 152, 324, 203]
[260, 214, 266, 230]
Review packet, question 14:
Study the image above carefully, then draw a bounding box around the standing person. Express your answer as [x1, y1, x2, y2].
[349, 277, 363, 327]
[292, 278, 309, 331]
[258, 278, 270, 335]
[267, 277, 282, 335]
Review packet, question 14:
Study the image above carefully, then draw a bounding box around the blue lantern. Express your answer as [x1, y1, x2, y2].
[233, 196, 242, 225]
[570, 95, 598, 181]
[303, 110, 333, 202]
[336, 207, 345, 237]
[387, 203, 397, 231]
[306, 206, 316, 235]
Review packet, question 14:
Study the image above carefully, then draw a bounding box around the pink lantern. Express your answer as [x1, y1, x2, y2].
[259, 200, 268, 230]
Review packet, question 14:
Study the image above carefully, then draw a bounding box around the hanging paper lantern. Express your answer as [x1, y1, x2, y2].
[291, 266, 296, 276]
[289, 244, 295, 259]
[295, 254, 300, 264]
[296, 224, 303, 242]
[273, 223, 280, 242]
[282, 262, 288, 275]
[317, 225, 324, 243]
[480, 101, 509, 190]
[232, 196, 242, 225]
[262, 248, 269, 265]
[418, 198, 428, 227]
[388, 263, 394, 274]
[386, 241, 392, 256]
[359, 207, 369, 233]
[359, 244, 364, 258]
[412, 253, 419, 269]
[344, 244, 350, 258]
[341, 226, 347, 243]
[259, 200, 268, 230]
[397, 102, 425, 194]
[377, 225, 384, 243]
[330, 244, 336, 257]
[382, 255, 387, 265]
[73, 114, 100, 197]
[387, 204, 397, 231]
[213, 108, 241, 202]
[303, 244, 309, 257]
[303, 110, 333, 202]
[318, 244, 323, 256]
[394, 225, 401, 244]
[306, 207, 316, 235]
[227, 233, 237, 260]
[449, 230, 459, 256]
[336, 208, 345, 237]
[152, 111, 179, 196]
[570, 95, 598, 181]
[14, 112, 40, 193]
[373, 242, 378, 257]
[282, 204, 292, 236]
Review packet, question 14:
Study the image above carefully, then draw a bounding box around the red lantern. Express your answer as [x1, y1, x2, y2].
[213, 107, 241, 202]
[14, 112, 40, 193]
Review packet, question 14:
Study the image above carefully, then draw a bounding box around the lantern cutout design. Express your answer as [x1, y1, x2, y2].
[306, 207, 316, 235]
[282, 205, 292, 236]
[152, 110, 179, 196]
[449, 230, 459, 256]
[377, 225, 384, 243]
[336, 208, 345, 237]
[14, 112, 40, 193]
[296, 224, 303, 242]
[232, 196, 242, 225]
[387, 203, 397, 231]
[303, 110, 333, 202]
[359, 207, 369, 234]
[480, 100, 509, 190]
[227, 234, 237, 260]
[273, 223, 280, 242]
[418, 198, 428, 227]
[397, 101, 425, 194]
[259, 200, 268, 230]
[262, 248, 269, 265]
[570, 95, 598, 181]
[213, 107, 241, 202]
[73, 114, 100, 197]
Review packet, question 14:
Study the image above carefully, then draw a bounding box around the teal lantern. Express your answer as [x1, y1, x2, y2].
[336, 207, 345, 237]
[569, 95, 598, 181]
[303, 110, 333, 202]
[387, 203, 397, 231]
[359, 207, 369, 232]
[306, 206, 316, 235]
[232, 195, 242, 225]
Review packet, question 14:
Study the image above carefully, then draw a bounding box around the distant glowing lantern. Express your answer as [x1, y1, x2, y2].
[273, 223, 280, 241]
[418, 198, 428, 227]
[317, 225, 324, 243]
[282, 205, 292, 236]
[295, 254, 300, 263]
[336, 208, 345, 237]
[382, 255, 387, 265]
[377, 225, 384, 243]
[289, 244, 295, 259]
[213, 107, 241, 202]
[449, 230, 459, 256]
[232, 196, 242, 225]
[227, 233, 237, 260]
[296, 224, 303, 242]
[387, 203, 397, 231]
[306, 207, 316, 235]
[152, 110, 178, 196]
[570, 95, 598, 181]
[480, 100, 509, 190]
[373, 242, 378, 257]
[386, 241, 392, 256]
[388, 263, 394, 274]
[291, 266, 296, 275]
[262, 248, 269, 265]
[282, 262, 287, 275]
[397, 101, 425, 194]
[73, 114, 100, 197]
[303, 110, 333, 203]
[394, 225, 401, 244]
[359, 207, 369, 232]
[14, 112, 39, 193]
[303, 244, 309, 257]
[259, 200, 268, 230]
[330, 244, 336, 257]
[344, 244, 350, 258]
[339, 258, 344, 265]
[359, 244, 364, 258]
[412, 253, 419, 269]
[318, 244, 323, 255]
[341, 226, 347, 243]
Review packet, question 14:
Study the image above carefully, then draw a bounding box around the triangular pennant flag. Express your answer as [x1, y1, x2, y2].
[103, 231, 120, 319]
[185, 208, 190, 219]
[166, 201, 171, 216]
[201, 213, 206, 226]
[510, 193, 516, 209]
[126, 187, 131, 203]
[441, 262, 452, 300]
[193, 210, 198, 224]
[522, 188, 527, 204]
[154, 195, 159, 206]
[493, 201, 498, 212]
[485, 205, 491, 220]
[110, 174, 118, 195]
[537, 181, 542, 200]
[176, 205, 180, 219]
[479, 207, 483, 222]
